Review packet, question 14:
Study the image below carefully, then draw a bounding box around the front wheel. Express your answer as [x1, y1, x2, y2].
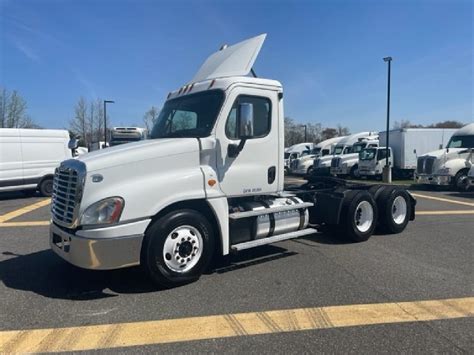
[350, 165, 359, 179]
[142, 209, 215, 288]
[454, 169, 469, 191]
[38, 178, 53, 197]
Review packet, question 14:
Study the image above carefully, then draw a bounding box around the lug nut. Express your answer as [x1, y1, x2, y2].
[171, 232, 178, 239]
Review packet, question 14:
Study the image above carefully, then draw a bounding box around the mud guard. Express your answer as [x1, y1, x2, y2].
[308, 191, 345, 225]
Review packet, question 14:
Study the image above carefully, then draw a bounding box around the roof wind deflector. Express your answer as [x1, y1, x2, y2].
[190, 34, 266, 84]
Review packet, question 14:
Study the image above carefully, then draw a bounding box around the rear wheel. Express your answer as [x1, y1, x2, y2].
[339, 191, 377, 242]
[142, 209, 215, 288]
[38, 178, 53, 197]
[376, 187, 411, 234]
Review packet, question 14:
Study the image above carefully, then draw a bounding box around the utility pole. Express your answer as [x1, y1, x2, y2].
[103, 100, 114, 147]
[383, 57, 392, 183]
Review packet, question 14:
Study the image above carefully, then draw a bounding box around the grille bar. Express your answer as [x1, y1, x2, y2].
[51, 160, 85, 228]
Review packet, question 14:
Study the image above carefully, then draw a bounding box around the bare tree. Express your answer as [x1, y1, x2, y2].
[0, 89, 37, 128]
[69, 97, 89, 146]
[0, 88, 8, 128]
[336, 124, 350, 136]
[143, 106, 160, 132]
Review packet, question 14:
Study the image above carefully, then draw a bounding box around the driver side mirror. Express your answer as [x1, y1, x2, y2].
[238, 103, 254, 138]
[68, 138, 78, 150]
[228, 103, 255, 158]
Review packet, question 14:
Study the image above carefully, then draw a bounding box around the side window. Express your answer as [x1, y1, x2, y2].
[377, 149, 391, 160]
[226, 96, 271, 139]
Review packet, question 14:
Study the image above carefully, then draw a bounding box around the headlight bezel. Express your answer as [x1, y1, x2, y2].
[80, 196, 125, 227]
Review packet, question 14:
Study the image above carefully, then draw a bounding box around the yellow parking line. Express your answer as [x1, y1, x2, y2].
[416, 210, 474, 216]
[411, 193, 474, 207]
[0, 297, 472, 353]
[0, 221, 50, 227]
[0, 199, 51, 223]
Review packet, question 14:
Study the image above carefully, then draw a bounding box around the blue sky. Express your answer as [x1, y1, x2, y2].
[1, 0, 472, 132]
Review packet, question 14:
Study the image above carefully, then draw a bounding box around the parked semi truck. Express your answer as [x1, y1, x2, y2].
[291, 136, 346, 176]
[358, 128, 457, 179]
[312, 132, 378, 176]
[110, 127, 147, 147]
[50, 34, 416, 287]
[415, 123, 474, 190]
[330, 135, 379, 178]
[284, 142, 314, 174]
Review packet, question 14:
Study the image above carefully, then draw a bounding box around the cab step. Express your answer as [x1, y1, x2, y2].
[229, 202, 313, 220]
[230, 228, 318, 251]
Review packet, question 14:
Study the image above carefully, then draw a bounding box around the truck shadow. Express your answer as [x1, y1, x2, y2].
[0, 233, 351, 300]
[0, 191, 39, 201]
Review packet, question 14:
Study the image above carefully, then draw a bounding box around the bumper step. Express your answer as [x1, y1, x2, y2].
[231, 228, 317, 251]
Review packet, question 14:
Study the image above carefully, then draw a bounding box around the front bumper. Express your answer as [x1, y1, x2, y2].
[50, 219, 150, 270]
[415, 174, 452, 186]
[330, 166, 348, 175]
[358, 168, 377, 176]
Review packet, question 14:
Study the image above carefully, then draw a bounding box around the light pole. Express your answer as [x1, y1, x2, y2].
[103, 100, 114, 147]
[300, 124, 307, 142]
[383, 57, 392, 183]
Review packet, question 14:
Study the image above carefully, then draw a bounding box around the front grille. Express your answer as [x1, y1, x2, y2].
[51, 160, 85, 227]
[417, 157, 424, 174]
[417, 157, 436, 174]
[425, 157, 435, 174]
[314, 159, 320, 168]
[291, 160, 299, 170]
[331, 157, 340, 168]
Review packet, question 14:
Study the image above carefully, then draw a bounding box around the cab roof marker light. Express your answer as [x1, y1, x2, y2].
[187, 83, 194, 93]
[167, 92, 171, 99]
[208, 79, 216, 89]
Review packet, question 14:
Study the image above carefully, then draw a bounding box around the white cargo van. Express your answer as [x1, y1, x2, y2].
[0, 129, 72, 196]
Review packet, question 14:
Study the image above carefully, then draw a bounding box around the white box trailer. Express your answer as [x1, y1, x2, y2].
[375, 128, 457, 178]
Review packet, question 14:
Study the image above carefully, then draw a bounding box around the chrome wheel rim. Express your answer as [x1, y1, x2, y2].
[354, 201, 374, 233]
[392, 196, 407, 225]
[163, 225, 203, 273]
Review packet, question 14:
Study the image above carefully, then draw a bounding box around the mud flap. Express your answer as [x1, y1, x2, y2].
[308, 191, 345, 225]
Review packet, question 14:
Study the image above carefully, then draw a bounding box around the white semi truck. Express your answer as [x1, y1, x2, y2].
[415, 123, 474, 190]
[312, 132, 378, 177]
[284, 142, 314, 174]
[291, 136, 346, 176]
[358, 128, 457, 180]
[330, 135, 379, 178]
[50, 35, 416, 287]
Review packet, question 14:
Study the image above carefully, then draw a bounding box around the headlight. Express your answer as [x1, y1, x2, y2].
[438, 167, 450, 175]
[80, 197, 124, 226]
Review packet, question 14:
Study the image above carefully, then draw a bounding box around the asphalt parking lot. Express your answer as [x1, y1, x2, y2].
[0, 178, 473, 353]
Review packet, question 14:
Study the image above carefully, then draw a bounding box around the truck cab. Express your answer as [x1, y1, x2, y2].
[330, 137, 379, 178]
[416, 123, 474, 190]
[358, 147, 393, 179]
[50, 34, 416, 288]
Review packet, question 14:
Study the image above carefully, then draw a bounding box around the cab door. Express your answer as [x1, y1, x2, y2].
[215, 86, 279, 197]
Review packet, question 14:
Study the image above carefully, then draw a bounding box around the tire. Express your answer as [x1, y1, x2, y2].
[376, 187, 411, 234]
[38, 178, 53, 197]
[350, 165, 359, 179]
[142, 209, 215, 288]
[307, 166, 314, 176]
[453, 169, 469, 192]
[339, 190, 377, 242]
[368, 185, 386, 200]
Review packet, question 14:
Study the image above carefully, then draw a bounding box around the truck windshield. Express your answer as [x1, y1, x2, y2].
[150, 90, 224, 139]
[284, 152, 290, 159]
[359, 148, 376, 161]
[333, 145, 344, 155]
[310, 147, 321, 155]
[352, 142, 367, 153]
[446, 135, 474, 149]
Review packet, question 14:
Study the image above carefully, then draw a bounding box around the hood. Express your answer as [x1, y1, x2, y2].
[79, 138, 200, 172]
[420, 148, 465, 159]
[339, 153, 359, 163]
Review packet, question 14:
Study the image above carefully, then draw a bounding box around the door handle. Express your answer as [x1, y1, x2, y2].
[268, 166, 276, 184]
